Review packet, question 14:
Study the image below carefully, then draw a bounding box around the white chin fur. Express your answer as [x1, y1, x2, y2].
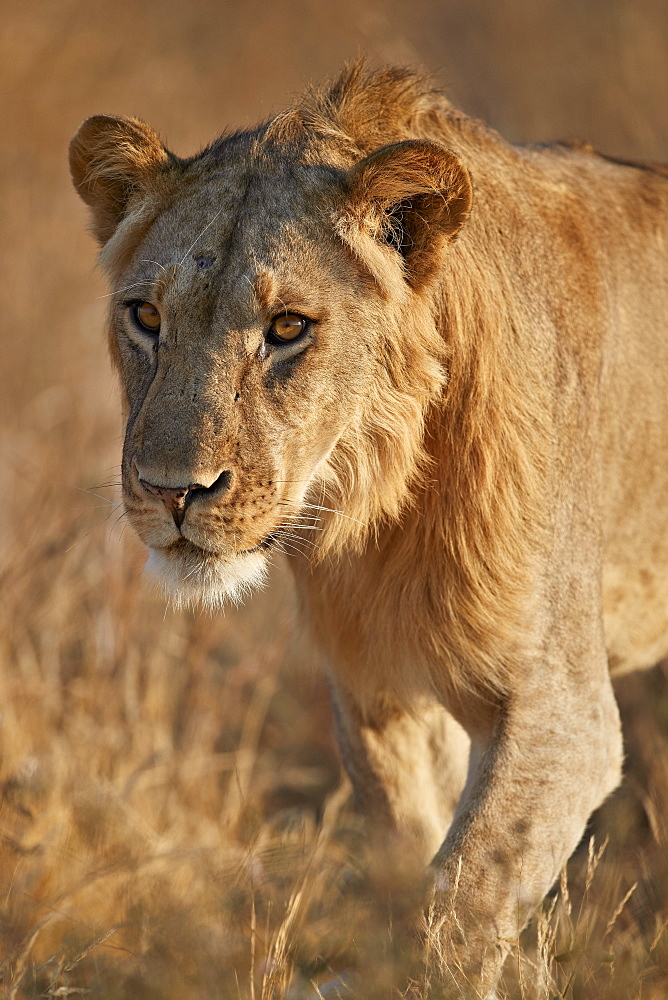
[145, 546, 268, 610]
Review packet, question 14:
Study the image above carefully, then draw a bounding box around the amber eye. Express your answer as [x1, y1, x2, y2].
[130, 301, 161, 335]
[267, 313, 308, 345]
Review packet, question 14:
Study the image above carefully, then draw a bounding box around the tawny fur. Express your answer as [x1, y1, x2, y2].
[70, 63, 668, 995]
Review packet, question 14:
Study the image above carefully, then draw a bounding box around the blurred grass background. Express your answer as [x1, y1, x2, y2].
[1, 0, 667, 996]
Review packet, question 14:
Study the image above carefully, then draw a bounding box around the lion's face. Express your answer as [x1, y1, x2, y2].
[114, 165, 383, 605]
[70, 115, 471, 606]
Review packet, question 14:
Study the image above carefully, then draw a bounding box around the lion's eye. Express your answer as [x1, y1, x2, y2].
[130, 301, 161, 335]
[266, 313, 307, 345]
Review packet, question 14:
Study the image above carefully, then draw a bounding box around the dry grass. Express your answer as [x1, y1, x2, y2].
[1, 1, 667, 996]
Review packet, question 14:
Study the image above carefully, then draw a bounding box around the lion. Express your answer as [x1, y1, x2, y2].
[69, 63, 668, 995]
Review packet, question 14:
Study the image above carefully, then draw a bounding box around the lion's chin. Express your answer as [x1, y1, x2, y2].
[145, 543, 269, 610]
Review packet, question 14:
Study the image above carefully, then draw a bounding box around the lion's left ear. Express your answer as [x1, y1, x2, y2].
[69, 115, 171, 245]
[343, 139, 472, 289]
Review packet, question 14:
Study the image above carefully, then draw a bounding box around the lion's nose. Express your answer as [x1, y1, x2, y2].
[138, 470, 232, 528]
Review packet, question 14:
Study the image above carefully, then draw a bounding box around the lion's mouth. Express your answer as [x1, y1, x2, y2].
[239, 534, 278, 556]
[164, 536, 222, 559]
[163, 531, 279, 560]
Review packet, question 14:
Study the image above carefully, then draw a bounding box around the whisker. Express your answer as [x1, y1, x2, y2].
[64, 527, 98, 553]
[98, 280, 154, 300]
[299, 502, 366, 525]
[279, 530, 317, 548]
[75, 486, 118, 505]
[108, 510, 131, 543]
[277, 514, 322, 525]
[275, 527, 318, 555]
[274, 539, 307, 559]
[137, 258, 168, 273]
[276, 506, 321, 516]
[276, 500, 322, 517]
[183, 559, 205, 582]
[279, 504, 320, 520]
[178, 209, 223, 267]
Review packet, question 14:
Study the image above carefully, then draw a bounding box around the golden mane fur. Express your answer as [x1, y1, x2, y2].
[265, 65, 550, 698]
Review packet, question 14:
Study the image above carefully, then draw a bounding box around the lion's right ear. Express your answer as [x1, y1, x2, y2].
[69, 115, 170, 245]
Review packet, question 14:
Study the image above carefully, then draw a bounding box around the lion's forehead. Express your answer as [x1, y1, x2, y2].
[136, 162, 334, 275]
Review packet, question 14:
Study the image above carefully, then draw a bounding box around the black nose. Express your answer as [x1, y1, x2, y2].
[139, 470, 232, 528]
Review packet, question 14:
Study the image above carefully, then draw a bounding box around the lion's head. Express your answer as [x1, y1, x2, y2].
[70, 66, 471, 607]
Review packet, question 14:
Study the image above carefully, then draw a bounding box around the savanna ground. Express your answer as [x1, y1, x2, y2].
[1, 1, 667, 996]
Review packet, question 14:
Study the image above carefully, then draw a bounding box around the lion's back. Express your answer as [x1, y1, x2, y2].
[585, 157, 668, 673]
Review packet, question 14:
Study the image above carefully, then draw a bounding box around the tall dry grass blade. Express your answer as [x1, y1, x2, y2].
[605, 883, 638, 938]
[223, 674, 278, 827]
[7, 915, 56, 1000]
[250, 889, 257, 1000]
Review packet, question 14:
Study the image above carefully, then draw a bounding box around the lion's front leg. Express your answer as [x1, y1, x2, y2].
[330, 680, 470, 865]
[429, 652, 623, 996]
